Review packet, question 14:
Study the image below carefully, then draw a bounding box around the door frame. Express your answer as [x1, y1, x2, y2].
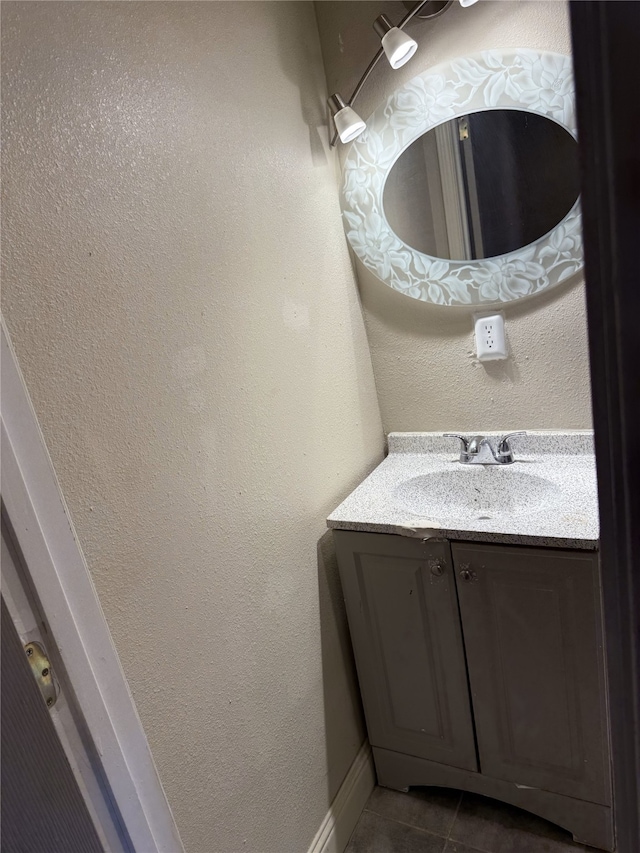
[1, 319, 185, 853]
[2, 524, 130, 852]
[569, 4, 640, 852]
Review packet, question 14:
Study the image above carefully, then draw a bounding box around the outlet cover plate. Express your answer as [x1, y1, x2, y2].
[474, 313, 507, 361]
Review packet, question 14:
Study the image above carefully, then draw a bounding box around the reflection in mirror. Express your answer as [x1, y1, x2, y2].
[383, 110, 580, 261]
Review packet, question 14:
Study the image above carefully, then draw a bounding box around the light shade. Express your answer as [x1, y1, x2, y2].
[381, 27, 418, 68]
[373, 15, 418, 70]
[328, 94, 366, 144]
[459, 0, 479, 6]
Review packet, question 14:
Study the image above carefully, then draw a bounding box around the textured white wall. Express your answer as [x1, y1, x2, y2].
[1, 3, 384, 851]
[315, 0, 593, 432]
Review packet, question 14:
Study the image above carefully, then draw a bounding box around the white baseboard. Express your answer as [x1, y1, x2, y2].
[307, 740, 375, 853]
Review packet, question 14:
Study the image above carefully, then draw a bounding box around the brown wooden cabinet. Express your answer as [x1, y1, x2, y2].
[334, 530, 614, 851]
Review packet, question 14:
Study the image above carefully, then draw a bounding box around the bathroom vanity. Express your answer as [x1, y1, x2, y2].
[328, 433, 613, 851]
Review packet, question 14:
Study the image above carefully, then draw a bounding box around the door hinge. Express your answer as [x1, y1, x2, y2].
[25, 641, 57, 709]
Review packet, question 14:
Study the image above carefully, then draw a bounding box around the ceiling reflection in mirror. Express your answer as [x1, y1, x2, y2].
[383, 110, 580, 261]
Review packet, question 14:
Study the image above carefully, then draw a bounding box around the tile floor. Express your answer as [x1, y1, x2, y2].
[346, 787, 602, 853]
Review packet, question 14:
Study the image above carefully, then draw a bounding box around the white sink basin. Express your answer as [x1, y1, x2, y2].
[394, 467, 563, 522]
[328, 432, 598, 546]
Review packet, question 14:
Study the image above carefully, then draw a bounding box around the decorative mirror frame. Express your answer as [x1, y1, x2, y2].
[341, 49, 582, 306]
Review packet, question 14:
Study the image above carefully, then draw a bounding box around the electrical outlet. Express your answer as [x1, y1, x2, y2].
[474, 313, 507, 361]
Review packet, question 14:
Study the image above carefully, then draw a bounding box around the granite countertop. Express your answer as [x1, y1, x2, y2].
[327, 431, 599, 550]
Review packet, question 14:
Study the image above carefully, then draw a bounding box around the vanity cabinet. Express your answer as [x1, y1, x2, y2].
[334, 533, 477, 771]
[334, 530, 613, 851]
[452, 542, 609, 806]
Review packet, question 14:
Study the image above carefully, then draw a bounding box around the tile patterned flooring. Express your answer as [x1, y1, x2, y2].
[346, 787, 601, 853]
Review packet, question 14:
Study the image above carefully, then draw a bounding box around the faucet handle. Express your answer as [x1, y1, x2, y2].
[496, 431, 527, 462]
[443, 433, 473, 463]
[443, 433, 470, 452]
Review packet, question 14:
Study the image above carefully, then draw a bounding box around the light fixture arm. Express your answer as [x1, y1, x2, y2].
[329, 0, 447, 147]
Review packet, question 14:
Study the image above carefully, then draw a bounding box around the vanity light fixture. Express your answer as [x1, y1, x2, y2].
[328, 94, 367, 144]
[328, 0, 479, 146]
[374, 14, 418, 69]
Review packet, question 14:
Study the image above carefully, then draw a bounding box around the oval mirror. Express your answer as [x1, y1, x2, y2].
[340, 50, 583, 306]
[383, 110, 580, 261]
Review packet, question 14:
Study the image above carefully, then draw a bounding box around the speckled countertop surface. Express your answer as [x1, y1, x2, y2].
[327, 432, 599, 550]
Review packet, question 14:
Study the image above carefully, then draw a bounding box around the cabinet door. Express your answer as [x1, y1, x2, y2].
[334, 531, 477, 771]
[452, 542, 610, 805]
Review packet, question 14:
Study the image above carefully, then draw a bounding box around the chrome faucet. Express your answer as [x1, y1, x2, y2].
[444, 432, 526, 465]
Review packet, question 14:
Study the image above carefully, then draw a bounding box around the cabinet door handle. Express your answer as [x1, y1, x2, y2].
[459, 565, 477, 582]
[429, 558, 445, 577]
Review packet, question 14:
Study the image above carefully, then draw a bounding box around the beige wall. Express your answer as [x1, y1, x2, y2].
[315, 0, 593, 432]
[1, 3, 384, 851]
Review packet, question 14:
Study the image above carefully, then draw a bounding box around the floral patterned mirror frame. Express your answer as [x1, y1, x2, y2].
[340, 49, 582, 306]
